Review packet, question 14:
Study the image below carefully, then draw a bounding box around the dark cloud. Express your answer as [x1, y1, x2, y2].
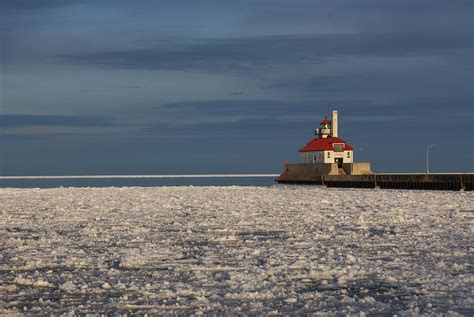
[0, 0, 72, 11]
[0, 115, 115, 128]
[160, 100, 317, 116]
[160, 97, 473, 118]
[118, 85, 143, 89]
[63, 33, 473, 73]
[264, 65, 473, 99]
[143, 97, 473, 140]
[244, 0, 473, 33]
[140, 117, 313, 139]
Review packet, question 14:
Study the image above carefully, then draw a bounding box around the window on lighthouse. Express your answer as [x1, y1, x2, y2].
[333, 143, 344, 152]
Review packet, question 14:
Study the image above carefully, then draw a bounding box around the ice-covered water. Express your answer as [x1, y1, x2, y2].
[0, 186, 472, 315]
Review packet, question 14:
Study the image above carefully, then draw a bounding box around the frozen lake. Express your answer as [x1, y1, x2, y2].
[0, 186, 472, 315]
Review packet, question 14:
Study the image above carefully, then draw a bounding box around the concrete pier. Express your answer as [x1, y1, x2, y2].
[276, 164, 473, 191]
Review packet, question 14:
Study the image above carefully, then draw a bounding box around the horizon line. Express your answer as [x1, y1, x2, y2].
[1, 172, 474, 180]
[0, 174, 280, 180]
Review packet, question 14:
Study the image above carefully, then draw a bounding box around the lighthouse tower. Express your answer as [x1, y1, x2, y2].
[299, 110, 354, 167]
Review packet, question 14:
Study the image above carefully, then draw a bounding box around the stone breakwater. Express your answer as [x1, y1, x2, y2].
[277, 167, 474, 191]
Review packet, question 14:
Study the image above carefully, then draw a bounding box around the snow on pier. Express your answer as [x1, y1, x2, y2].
[0, 186, 472, 315]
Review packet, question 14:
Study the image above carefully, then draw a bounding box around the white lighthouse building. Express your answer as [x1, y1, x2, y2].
[299, 110, 354, 167]
[276, 109, 372, 180]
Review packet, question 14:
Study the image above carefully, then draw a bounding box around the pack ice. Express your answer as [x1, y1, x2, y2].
[0, 186, 472, 315]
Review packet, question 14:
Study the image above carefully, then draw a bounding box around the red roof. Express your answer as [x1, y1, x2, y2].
[320, 117, 331, 125]
[299, 137, 354, 152]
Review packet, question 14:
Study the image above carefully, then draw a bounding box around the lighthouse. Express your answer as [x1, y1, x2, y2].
[299, 110, 354, 168]
[277, 109, 372, 181]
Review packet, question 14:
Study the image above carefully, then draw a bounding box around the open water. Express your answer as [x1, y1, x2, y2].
[0, 176, 277, 188]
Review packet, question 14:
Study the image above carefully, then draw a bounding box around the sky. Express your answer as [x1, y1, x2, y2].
[0, 0, 473, 175]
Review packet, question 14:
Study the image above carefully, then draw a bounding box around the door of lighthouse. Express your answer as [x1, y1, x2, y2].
[335, 158, 343, 168]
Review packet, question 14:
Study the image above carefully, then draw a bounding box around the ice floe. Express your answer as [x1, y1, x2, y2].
[0, 186, 472, 315]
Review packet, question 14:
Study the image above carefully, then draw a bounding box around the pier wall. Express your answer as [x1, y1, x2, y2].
[279, 163, 338, 182]
[276, 164, 473, 191]
[342, 162, 372, 175]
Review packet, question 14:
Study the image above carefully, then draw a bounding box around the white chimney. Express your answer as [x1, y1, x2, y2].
[331, 110, 338, 137]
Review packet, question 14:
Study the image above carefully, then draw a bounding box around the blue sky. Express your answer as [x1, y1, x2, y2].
[1, 0, 473, 175]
